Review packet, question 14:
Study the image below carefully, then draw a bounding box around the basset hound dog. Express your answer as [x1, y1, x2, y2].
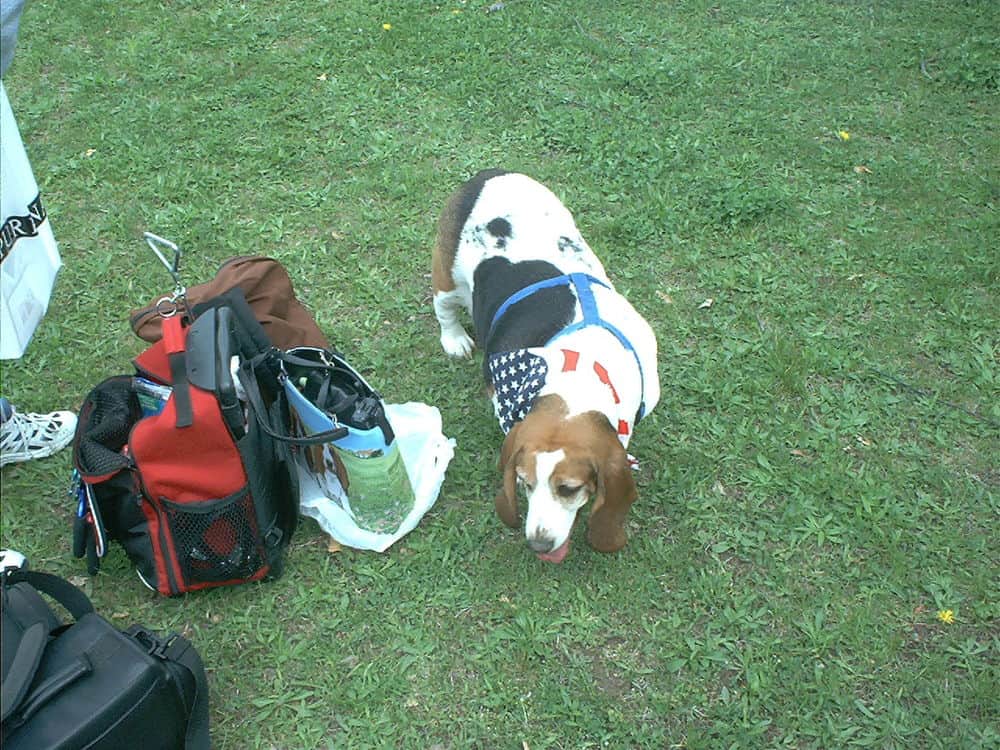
[431, 169, 660, 562]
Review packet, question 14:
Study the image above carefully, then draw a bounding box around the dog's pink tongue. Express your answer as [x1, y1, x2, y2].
[536, 537, 570, 564]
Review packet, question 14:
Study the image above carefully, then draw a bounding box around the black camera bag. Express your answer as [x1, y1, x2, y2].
[1, 569, 210, 749]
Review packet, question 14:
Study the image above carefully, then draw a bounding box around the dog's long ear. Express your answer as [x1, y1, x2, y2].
[495, 424, 523, 528]
[585, 419, 637, 553]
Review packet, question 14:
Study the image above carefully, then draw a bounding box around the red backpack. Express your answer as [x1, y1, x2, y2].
[71, 290, 336, 595]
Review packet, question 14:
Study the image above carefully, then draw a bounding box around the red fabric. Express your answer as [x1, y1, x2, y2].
[204, 518, 237, 555]
[592, 362, 621, 405]
[181, 567, 269, 594]
[131, 386, 254, 595]
[133, 339, 171, 383]
[137, 500, 175, 596]
[130, 387, 247, 503]
[561, 349, 580, 372]
[161, 315, 186, 354]
[561, 348, 630, 437]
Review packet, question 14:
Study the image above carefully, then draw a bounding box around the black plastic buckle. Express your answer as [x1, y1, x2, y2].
[264, 526, 284, 548]
[129, 626, 171, 659]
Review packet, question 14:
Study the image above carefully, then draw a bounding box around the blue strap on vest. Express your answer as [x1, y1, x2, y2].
[488, 273, 648, 420]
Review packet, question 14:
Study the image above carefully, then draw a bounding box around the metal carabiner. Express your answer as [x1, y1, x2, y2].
[143, 232, 187, 316]
[144, 232, 186, 297]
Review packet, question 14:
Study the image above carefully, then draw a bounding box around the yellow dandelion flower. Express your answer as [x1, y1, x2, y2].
[838, 130, 851, 141]
[937, 609, 955, 624]
[382, 23, 392, 31]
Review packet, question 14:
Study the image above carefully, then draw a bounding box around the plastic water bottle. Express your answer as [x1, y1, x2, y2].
[283, 380, 415, 533]
[332, 421, 415, 534]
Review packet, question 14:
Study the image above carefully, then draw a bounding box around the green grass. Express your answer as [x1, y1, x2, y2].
[2, 1, 997, 748]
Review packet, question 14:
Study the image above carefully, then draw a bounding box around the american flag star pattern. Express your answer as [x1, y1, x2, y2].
[487, 349, 549, 433]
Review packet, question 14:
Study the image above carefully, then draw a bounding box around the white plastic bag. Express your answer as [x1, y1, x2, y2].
[0, 81, 61, 360]
[298, 401, 455, 552]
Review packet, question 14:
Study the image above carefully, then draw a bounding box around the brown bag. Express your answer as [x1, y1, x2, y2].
[130, 256, 329, 350]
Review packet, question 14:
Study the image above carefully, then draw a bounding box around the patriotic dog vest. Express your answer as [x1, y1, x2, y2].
[487, 347, 637, 448]
[486, 273, 649, 447]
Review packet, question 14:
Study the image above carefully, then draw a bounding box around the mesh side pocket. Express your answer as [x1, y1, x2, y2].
[160, 491, 267, 586]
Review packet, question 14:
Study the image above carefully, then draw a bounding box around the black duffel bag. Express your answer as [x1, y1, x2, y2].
[1, 569, 210, 749]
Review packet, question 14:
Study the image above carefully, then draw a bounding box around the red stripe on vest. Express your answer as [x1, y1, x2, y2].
[561, 349, 580, 372]
[561, 349, 629, 436]
[593, 362, 621, 404]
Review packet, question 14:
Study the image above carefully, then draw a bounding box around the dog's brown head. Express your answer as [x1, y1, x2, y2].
[494, 395, 637, 562]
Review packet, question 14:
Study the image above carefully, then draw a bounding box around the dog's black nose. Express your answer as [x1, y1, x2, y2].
[527, 536, 555, 554]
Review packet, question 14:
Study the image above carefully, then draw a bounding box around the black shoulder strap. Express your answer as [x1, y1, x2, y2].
[1, 622, 47, 723]
[4, 571, 94, 620]
[1, 572, 94, 723]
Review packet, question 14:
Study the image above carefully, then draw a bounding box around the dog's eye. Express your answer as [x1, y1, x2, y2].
[556, 484, 582, 498]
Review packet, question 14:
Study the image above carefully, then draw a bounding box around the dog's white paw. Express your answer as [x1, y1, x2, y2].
[441, 328, 475, 357]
